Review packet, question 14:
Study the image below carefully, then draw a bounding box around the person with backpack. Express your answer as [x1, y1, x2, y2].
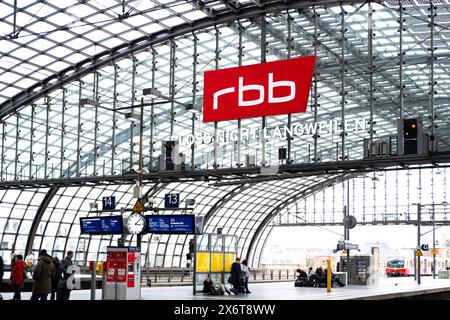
[10, 254, 25, 300]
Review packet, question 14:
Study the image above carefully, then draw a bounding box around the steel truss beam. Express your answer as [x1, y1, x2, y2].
[276, 220, 450, 227]
[1, 152, 450, 190]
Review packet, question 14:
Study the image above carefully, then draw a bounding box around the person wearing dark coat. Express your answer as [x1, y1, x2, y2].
[10, 254, 25, 300]
[0, 255, 4, 297]
[50, 257, 62, 300]
[229, 257, 242, 294]
[30, 250, 55, 300]
[59, 250, 74, 300]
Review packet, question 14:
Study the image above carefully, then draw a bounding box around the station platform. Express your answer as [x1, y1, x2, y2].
[1, 277, 450, 300]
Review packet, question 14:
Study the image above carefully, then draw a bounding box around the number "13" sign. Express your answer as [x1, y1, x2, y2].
[164, 193, 180, 208]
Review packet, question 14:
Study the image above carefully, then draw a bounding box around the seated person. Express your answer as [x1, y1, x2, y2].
[295, 268, 309, 287]
[203, 276, 229, 295]
[332, 273, 345, 287]
[322, 269, 346, 287]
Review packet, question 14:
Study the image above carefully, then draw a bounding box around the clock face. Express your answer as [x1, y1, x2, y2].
[127, 213, 146, 235]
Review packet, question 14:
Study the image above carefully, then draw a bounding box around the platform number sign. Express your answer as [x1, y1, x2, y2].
[164, 193, 180, 208]
[102, 196, 116, 210]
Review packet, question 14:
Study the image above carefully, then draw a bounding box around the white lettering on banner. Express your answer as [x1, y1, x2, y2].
[271, 126, 283, 139]
[239, 77, 264, 107]
[213, 73, 297, 110]
[177, 117, 368, 146]
[305, 122, 318, 135]
[268, 73, 295, 103]
[213, 87, 235, 110]
[284, 125, 293, 139]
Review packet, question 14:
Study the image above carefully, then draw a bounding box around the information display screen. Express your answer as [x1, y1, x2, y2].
[146, 215, 195, 234]
[80, 216, 124, 235]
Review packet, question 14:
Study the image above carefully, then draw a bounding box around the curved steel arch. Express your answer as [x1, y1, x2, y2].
[246, 173, 360, 266]
[0, 0, 364, 120]
[25, 187, 59, 254]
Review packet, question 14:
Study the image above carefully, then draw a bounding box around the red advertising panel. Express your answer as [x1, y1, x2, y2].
[106, 251, 117, 282]
[116, 251, 127, 283]
[203, 56, 316, 122]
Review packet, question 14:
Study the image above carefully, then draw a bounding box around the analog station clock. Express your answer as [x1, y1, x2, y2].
[127, 213, 146, 235]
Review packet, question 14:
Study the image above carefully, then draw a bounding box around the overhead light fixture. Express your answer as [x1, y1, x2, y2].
[185, 103, 202, 113]
[89, 202, 98, 209]
[125, 112, 140, 121]
[186, 199, 196, 206]
[143, 88, 162, 98]
[80, 98, 100, 107]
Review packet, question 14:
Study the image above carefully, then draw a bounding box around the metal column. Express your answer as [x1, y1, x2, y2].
[112, 64, 118, 174]
[340, 6, 347, 161]
[30, 104, 35, 179]
[432, 205, 436, 279]
[139, 97, 144, 187]
[44, 96, 50, 179]
[130, 55, 137, 171]
[397, 1, 405, 155]
[12, 0, 17, 37]
[14, 113, 19, 180]
[429, 1, 436, 152]
[287, 12, 293, 163]
[368, 3, 374, 144]
[149, 49, 156, 171]
[417, 203, 421, 285]
[60, 90, 66, 177]
[93, 72, 99, 175]
[76, 81, 82, 177]
[213, 27, 220, 169]
[313, 8, 319, 163]
[261, 14, 267, 166]
[191, 34, 198, 169]
[169, 40, 176, 138]
[237, 21, 243, 167]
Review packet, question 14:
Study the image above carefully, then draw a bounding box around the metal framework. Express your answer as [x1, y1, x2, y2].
[1, 0, 450, 268]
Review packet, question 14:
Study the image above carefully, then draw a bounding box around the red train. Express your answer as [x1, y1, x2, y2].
[386, 257, 408, 277]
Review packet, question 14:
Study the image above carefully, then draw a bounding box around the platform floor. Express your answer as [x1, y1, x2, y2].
[2, 277, 450, 300]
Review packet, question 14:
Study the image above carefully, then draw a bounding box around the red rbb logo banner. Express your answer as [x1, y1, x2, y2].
[202, 56, 316, 122]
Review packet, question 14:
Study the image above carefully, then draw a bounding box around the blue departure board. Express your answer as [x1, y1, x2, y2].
[80, 216, 124, 235]
[146, 215, 195, 234]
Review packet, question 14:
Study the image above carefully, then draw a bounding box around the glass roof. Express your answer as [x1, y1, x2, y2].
[0, 0, 257, 105]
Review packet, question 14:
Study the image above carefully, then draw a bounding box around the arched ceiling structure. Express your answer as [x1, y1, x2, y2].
[1, 0, 450, 267]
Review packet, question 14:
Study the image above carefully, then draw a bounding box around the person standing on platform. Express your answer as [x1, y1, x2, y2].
[0, 255, 4, 299]
[230, 257, 242, 294]
[10, 254, 25, 300]
[30, 250, 55, 301]
[50, 257, 62, 300]
[25, 250, 35, 277]
[241, 259, 251, 293]
[59, 250, 74, 300]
